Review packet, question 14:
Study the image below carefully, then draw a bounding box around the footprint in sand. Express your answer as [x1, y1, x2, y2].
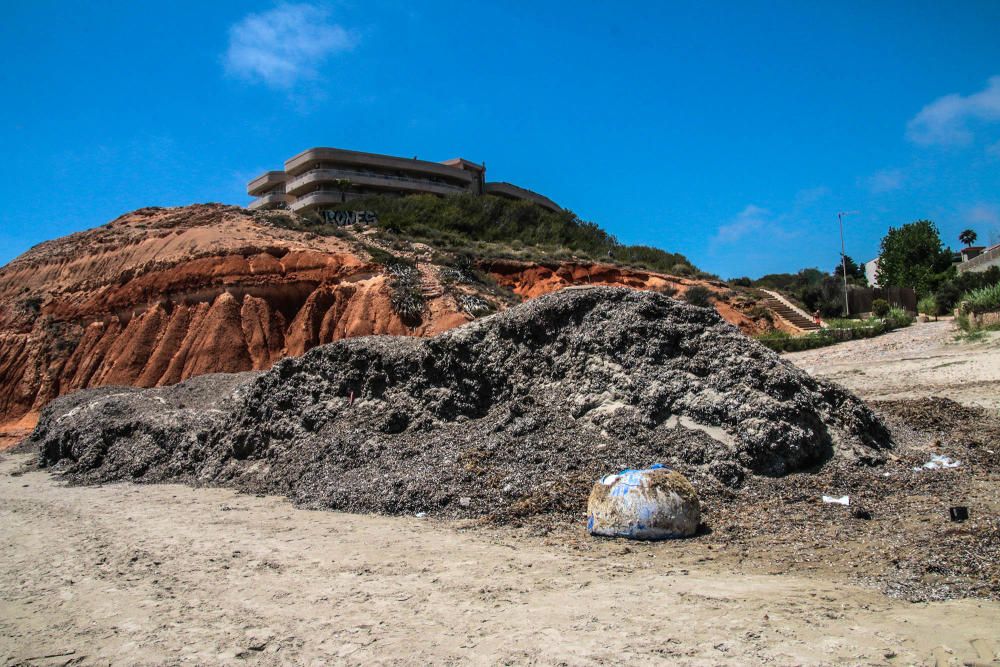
[927, 638, 998, 666]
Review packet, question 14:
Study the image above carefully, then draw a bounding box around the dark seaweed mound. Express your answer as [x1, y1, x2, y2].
[31, 287, 892, 520]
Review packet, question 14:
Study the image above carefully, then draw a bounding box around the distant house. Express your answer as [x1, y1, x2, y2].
[958, 243, 1000, 274]
[960, 246, 985, 262]
[864, 258, 880, 288]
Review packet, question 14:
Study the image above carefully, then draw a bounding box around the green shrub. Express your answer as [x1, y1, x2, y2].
[747, 304, 773, 323]
[270, 213, 295, 228]
[885, 306, 913, 329]
[40, 317, 82, 354]
[656, 284, 679, 297]
[871, 299, 890, 317]
[683, 285, 713, 308]
[16, 295, 42, 319]
[359, 245, 425, 320]
[365, 246, 414, 268]
[386, 264, 424, 322]
[955, 328, 987, 343]
[754, 316, 903, 352]
[963, 283, 1000, 314]
[456, 294, 494, 318]
[824, 317, 879, 330]
[755, 330, 790, 341]
[313, 193, 693, 274]
[917, 296, 938, 316]
[933, 266, 1000, 313]
[755, 330, 834, 352]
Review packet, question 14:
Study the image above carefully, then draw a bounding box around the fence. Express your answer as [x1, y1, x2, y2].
[846, 286, 916, 314]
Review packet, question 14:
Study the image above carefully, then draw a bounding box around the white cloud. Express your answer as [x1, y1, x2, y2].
[865, 168, 905, 193]
[792, 186, 831, 207]
[965, 203, 1000, 228]
[224, 3, 356, 89]
[713, 188, 826, 247]
[713, 205, 773, 244]
[906, 76, 1000, 146]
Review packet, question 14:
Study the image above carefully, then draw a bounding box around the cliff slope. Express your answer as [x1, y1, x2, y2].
[0, 204, 760, 425]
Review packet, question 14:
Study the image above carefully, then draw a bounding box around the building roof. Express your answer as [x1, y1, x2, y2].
[283, 147, 476, 182]
[439, 157, 485, 173]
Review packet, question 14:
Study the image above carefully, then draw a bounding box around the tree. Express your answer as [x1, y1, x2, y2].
[876, 220, 954, 297]
[959, 229, 978, 247]
[833, 255, 867, 285]
[934, 265, 1000, 313]
[753, 268, 824, 292]
[332, 178, 353, 203]
[800, 275, 850, 317]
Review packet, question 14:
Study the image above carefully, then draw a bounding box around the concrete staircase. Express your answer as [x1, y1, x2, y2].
[416, 264, 443, 299]
[763, 298, 821, 331]
[759, 290, 822, 332]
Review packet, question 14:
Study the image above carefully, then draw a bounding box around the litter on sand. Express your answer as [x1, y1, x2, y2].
[822, 495, 850, 506]
[949, 506, 969, 522]
[587, 464, 701, 540]
[916, 454, 961, 471]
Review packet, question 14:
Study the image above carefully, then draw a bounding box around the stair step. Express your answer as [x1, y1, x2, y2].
[762, 299, 821, 331]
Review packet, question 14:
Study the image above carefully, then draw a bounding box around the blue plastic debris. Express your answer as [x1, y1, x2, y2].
[587, 464, 700, 540]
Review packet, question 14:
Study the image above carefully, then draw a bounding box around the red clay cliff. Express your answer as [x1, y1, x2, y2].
[0, 204, 758, 427]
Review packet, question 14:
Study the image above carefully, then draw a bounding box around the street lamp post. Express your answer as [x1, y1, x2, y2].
[837, 211, 858, 316]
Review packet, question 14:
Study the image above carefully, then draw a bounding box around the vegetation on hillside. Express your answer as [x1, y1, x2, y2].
[682, 285, 713, 308]
[932, 266, 1000, 316]
[876, 220, 955, 298]
[734, 219, 1000, 320]
[755, 308, 913, 352]
[962, 282, 1000, 314]
[868, 220, 998, 315]
[286, 193, 703, 276]
[730, 256, 868, 318]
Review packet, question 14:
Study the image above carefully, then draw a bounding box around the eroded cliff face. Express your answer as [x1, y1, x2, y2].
[0, 204, 756, 425]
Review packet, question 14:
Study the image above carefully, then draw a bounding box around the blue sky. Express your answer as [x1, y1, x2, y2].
[2, 2, 999, 278]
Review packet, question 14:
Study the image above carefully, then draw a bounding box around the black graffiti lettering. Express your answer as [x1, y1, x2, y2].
[319, 210, 379, 227]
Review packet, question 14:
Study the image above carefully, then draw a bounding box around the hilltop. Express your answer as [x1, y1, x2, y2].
[0, 199, 766, 428]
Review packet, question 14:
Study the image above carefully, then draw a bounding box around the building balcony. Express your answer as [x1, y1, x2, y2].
[248, 193, 291, 210]
[247, 171, 288, 197]
[285, 168, 471, 198]
[284, 147, 476, 185]
[288, 191, 356, 212]
[485, 182, 561, 212]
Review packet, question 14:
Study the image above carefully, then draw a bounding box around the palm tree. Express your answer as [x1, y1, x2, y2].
[959, 229, 978, 247]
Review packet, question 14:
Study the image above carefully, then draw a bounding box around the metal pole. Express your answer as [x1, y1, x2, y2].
[839, 212, 849, 316]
